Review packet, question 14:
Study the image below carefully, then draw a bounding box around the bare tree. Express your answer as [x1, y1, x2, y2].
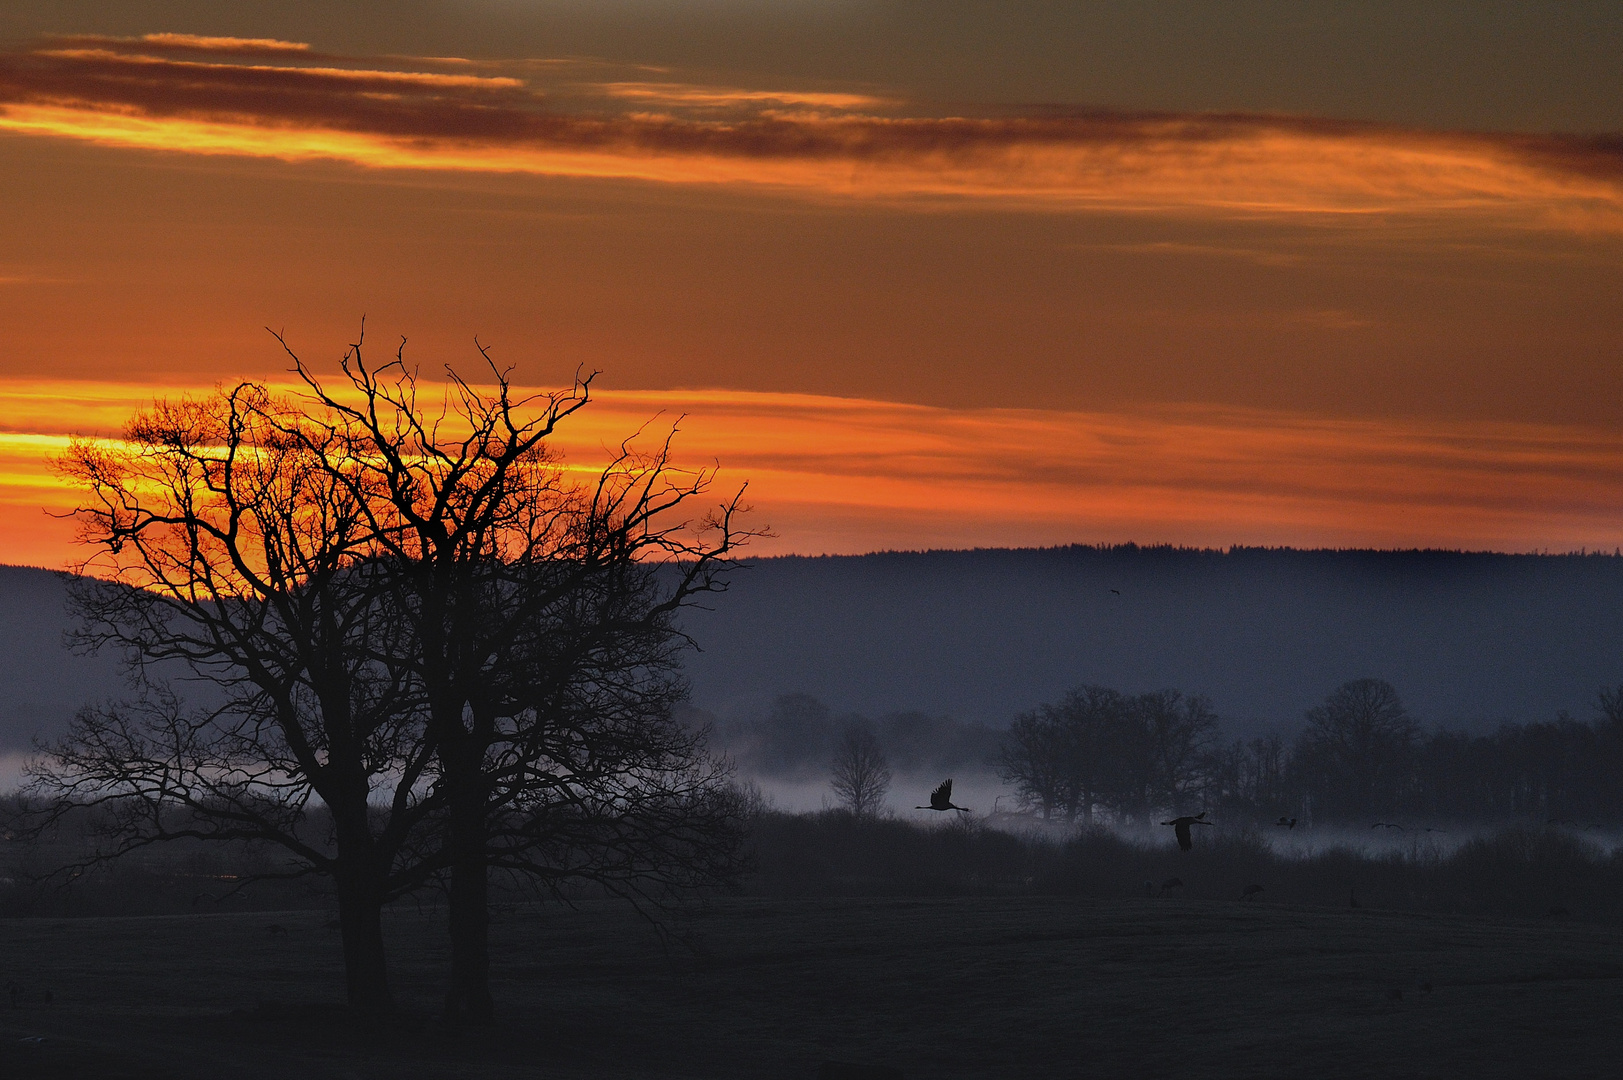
[1137, 689, 1220, 815]
[34, 385, 437, 1013]
[1597, 684, 1623, 728]
[272, 330, 759, 1021]
[830, 723, 892, 817]
[31, 330, 758, 1020]
[1295, 678, 1419, 819]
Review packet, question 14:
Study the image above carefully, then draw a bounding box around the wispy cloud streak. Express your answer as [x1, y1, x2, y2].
[0, 37, 1618, 229]
[3, 379, 1620, 566]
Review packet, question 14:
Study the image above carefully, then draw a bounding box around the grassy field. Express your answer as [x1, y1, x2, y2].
[3, 894, 1622, 1079]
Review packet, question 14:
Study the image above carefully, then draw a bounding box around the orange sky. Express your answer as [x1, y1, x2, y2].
[0, 12, 1620, 566]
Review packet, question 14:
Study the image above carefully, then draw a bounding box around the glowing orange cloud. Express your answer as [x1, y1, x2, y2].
[593, 82, 893, 112]
[51, 33, 316, 56]
[0, 39, 1618, 230]
[4, 379, 1621, 569]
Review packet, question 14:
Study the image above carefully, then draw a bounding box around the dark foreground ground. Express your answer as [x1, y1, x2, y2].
[3, 896, 1621, 1079]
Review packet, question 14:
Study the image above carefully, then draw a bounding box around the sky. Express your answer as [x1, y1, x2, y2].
[0, 1, 1620, 565]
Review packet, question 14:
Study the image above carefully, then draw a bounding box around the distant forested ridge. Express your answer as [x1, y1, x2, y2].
[678, 545, 1623, 732]
[0, 565, 124, 751]
[6, 546, 1623, 754]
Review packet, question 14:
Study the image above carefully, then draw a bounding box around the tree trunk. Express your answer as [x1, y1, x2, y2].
[442, 737, 494, 1023]
[334, 866, 393, 1014]
[444, 842, 493, 1022]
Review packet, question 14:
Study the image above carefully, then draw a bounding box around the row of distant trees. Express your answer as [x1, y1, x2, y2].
[997, 685, 1219, 822]
[1001, 679, 1623, 824]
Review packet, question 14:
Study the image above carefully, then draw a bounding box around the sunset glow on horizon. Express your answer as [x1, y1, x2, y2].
[0, 4, 1620, 565]
[4, 377, 1621, 570]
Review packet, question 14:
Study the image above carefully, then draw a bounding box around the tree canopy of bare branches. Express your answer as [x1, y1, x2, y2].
[32, 327, 759, 1018]
[830, 723, 892, 817]
[262, 330, 757, 1020]
[1294, 678, 1419, 818]
[36, 382, 435, 1011]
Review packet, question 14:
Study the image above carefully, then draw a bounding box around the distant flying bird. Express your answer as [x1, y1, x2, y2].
[1109, 588, 1122, 596]
[916, 779, 970, 813]
[1162, 812, 1212, 851]
[1371, 822, 1405, 831]
[1242, 884, 1264, 901]
[1275, 817, 1297, 829]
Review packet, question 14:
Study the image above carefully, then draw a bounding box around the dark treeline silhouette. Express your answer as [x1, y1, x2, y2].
[1002, 678, 1623, 825]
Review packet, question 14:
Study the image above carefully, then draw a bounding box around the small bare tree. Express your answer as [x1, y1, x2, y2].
[830, 724, 892, 817]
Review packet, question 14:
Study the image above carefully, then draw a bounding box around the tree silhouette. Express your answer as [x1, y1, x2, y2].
[32, 329, 758, 1019]
[1295, 678, 1418, 819]
[35, 384, 437, 1013]
[271, 329, 757, 1021]
[998, 707, 1070, 820]
[830, 723, 892, 817]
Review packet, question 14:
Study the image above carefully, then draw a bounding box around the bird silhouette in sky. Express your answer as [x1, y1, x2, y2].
[1109, 588, 1122, 596]
[1275, 816, 1297, 829]
[1371, 822, 1405, 831]
[917, 779, 971, 813]
[1162, 812, 1212, 851]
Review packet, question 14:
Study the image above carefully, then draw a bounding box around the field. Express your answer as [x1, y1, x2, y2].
[4, 894, 1622, 1079]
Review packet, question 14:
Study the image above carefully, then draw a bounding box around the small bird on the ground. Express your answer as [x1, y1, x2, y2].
[916, 779, 971, 813]
[1275, 817, 1297, 829]
[1242, 884, 1264, 900]
[1162, 812, 1212, 851]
